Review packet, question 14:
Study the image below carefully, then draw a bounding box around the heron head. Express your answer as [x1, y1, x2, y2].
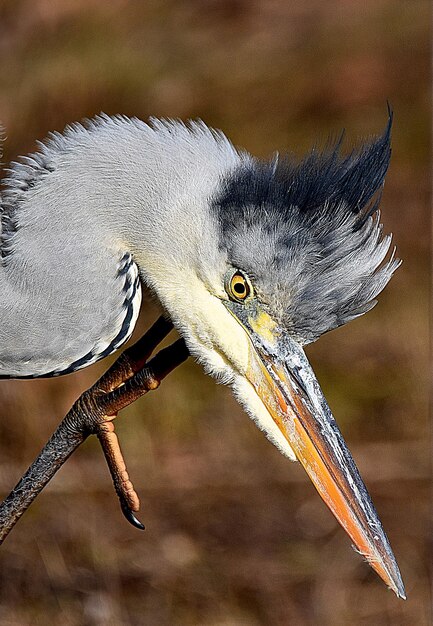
[151, 115, 404, 597]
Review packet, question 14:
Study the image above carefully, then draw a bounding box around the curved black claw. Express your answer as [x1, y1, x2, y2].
[121, 502, 145, 530]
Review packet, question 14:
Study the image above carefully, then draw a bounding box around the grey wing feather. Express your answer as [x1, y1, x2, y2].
[0, 251, 142, 378]
[46, 252, 142, 377]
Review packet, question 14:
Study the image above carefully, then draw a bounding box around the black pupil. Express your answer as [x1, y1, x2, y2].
[234, 281, 246, 295]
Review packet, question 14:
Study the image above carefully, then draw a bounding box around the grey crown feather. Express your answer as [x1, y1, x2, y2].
[214, 113, 400, 343]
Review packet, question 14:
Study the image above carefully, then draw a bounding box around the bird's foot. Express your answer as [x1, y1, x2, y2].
[96, 415, 144, 529]
[75, 317, 171, 529]
[85, 324, 191, 530]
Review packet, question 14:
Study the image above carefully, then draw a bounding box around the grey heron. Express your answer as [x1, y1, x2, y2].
[0, 113, 405, 598]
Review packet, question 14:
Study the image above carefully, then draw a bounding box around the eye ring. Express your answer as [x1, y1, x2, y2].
[226, 270, 253, 302]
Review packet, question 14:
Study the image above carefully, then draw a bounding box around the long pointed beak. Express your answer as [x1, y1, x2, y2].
[244, 325, 405, 598]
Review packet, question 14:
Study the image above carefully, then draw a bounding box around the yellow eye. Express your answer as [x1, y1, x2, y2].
[228, 271, 252, 302]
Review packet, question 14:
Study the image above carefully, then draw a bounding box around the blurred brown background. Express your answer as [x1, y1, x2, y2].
[0, 1, 430, 624]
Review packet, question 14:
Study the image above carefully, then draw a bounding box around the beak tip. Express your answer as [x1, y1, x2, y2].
[376, 552, 406, 600]
[393, 583, 406, 600]
[393, 573, 406, 600]
[384, 549, 406, 600]
[354, 543, 406, 600]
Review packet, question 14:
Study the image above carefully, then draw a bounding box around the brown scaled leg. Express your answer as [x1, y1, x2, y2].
[96, 315, 174, 394]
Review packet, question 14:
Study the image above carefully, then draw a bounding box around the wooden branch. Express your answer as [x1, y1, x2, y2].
[0, 319, 189, 545]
